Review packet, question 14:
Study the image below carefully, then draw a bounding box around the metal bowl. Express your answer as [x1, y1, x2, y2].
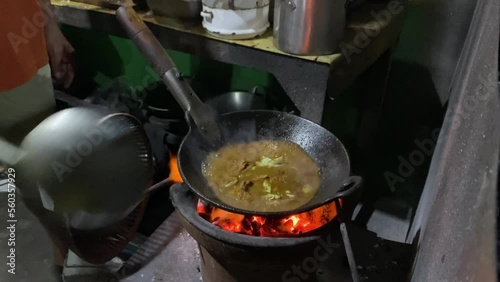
[204, 88, 268, 114]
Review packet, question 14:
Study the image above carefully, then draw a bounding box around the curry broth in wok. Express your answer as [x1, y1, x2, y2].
[202, 140, 321, 212]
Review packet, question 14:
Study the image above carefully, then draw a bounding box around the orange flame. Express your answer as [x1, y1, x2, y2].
[169, 153, 183, 183]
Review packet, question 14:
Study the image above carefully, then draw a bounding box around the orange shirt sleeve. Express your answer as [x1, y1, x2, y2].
[0, 0, 50, 91]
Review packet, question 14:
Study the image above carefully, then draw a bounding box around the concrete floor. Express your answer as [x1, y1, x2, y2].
[0, 185, 59, 282]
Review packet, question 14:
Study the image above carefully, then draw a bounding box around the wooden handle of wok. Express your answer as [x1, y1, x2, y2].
[116, 6, 176, 76]
[116, 6, 223, 145]
[116, 5, 206, 116]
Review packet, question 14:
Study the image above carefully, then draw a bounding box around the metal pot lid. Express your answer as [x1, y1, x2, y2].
[202, 0, 269, 9]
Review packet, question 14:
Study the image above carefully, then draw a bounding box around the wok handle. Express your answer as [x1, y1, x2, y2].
[143, 177, 177, 194]
[116, 6, 174, 79]
[335, 175, 363, 198]
[116, 6, 223, 145]
[115, 6, 200, 113]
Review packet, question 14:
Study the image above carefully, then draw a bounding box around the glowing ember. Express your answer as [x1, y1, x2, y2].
[170, 153, 339, 237]
[197, 199, 340, 237]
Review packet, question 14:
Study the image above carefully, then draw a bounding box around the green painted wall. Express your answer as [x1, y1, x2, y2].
[61, 25, 273, 94]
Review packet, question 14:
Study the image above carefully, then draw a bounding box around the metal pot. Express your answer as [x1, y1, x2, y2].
[273, 0, 346, 55]
[147, 0, 202, 20]
[200, 0, 270, 39]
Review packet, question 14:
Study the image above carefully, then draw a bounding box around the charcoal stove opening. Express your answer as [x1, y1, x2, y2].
[196, 199, 342, 237]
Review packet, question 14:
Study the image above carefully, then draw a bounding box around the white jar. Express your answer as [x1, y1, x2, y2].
[200, 0, 270, 40]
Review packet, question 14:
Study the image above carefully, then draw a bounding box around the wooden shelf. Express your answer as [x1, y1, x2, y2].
[52, 0, 404, 123]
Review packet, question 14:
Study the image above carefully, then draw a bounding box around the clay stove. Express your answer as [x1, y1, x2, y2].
[170, 183, 350, 282]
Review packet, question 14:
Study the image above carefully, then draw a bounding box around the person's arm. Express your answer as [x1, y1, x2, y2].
[40, 0, 75, 89]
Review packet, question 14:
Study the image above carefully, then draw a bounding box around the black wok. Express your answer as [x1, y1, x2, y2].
[116, 7, 362, 216]
[179, 110, 362, 216]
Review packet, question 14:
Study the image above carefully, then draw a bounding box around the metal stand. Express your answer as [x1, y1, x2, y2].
[335, 199, 360, 282]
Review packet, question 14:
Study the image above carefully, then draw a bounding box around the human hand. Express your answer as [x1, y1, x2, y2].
[45, 25, 75, 89]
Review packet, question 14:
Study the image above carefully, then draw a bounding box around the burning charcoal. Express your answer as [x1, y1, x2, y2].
[196, 197, 340, 236]
[250, 219, 261, 233]
[254, 228, 263, 237]
[242, 218, 254, 232]
[281, 218, 295, 232]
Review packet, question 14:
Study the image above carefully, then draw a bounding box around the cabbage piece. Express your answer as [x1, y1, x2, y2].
[263, 179, 272, 193]
[303, 184, 313, 193]
[255, 156, 284, 167]
[263, 194, 281, 200]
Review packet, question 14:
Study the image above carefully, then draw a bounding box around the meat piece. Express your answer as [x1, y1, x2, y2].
[241, 181, 253, 192]
[227, 159, 248, 174]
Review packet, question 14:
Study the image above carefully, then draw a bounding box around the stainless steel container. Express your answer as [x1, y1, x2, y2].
[147, 0, 202, 20]
[273, 0, 346, 55]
